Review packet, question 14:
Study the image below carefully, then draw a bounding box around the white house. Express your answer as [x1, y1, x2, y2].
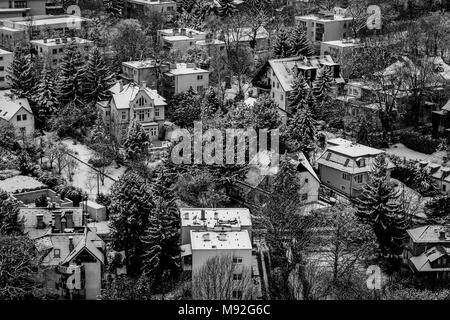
[158, 27, 207, 53]
[161, 63, 209, 98]
[0, 48, 12, 88]
[0, 90, 34, 137]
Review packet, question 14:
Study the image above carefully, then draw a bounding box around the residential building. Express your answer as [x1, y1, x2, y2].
[251, 55, 344, 120]
[158, 27, 207, 53]
[121, 59, 169, 89]
[295, 11, 354, 49]
[404, 225, 450, 286]
[219, 26, 270, 53]
[102, 82, 167, 144]
[0, 48, 12, 88]
[161, 63, 209, 98]
[124, 0, 177, 18]
[30, 37, 92, 68]
[0, 15, 88, 50]
[431, 98, 450, 139]
[0, 0, 47, 19]
[0, 90, 34, 137]
[195, 37, 225, 56]
[317, 138, 395, 198]
[320, 39, 362, 65]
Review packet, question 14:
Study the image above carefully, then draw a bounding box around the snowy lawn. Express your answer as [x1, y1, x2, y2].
[0, 175, 46, 193]
[61, 139, 127, 199]
[384, 143, 447, 164]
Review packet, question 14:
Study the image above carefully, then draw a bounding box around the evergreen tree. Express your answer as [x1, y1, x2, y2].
[103, 0, 124, 17]
[288, 75, 310, 114]
[218, 0, 237, 17]
[123, 119, 151, 161]
[7, 46, 36, 99]
[356, 154, 409, 257]
[283, 107, 316, 156]
[312, 67, 334, 102]
[56, 43, 86, 105]
[356, 117, 369, 145]
[33, 66, 58, 126]
[273, 29, 291, 58]
[0, 189, 24, 236]
[250, 95, 282, 131]
[109, 171, 154, 275]
[201, 87, 221, 121]
[141, 196, 180, 283]
[168, 88, 202, 128]
[84, 47, 115, 104]
[288, 25, 314, 57]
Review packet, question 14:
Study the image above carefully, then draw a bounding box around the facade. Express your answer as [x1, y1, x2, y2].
[102, 82, 167, 144]
[320, 39, 362, 66]
[0, 15, 88, 50]
[158, 27, 207, 53]
[161, 63, 209, 98]
[121, 59, 169, 89]
[251, 55, 344, 120]
[124, 0, 177, 18]
[404, 225, 450, 286]
[295, 11, 354, 49]
[317, 138, 395, 198]
[0, 48, 12, 88]
[195, 38, 225, 56]
[30, 37, 92, 68]
[0, 90, 34, 137]
[220, 26, 270, 53]
[0, 0, 47, 18]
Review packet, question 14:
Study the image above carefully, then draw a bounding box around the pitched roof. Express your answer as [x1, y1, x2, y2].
[407, 225, 450, 243]
[0, 90, 32, 121]
[110, 83, 167, 110]
[409, 246, 450, 272]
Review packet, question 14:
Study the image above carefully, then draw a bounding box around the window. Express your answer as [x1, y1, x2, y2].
[0, 56, 3, 61]
[357, 158, 366, 167]
[342, 173, 350, 180]
[233, 274, 242, 280]
[54, 249, 61, 258]
[0, 77, 4, 82]
[355, 174, 363, 184]
[52, 49, 57, 55]
[0, 66, 4, 71]
[197, 85, 204, 92]
[326, 152, 331, 160]
[121, 111, 126, 120]
[344, 159, 350, 167]
[138, 110, 145, 121]
[22, 114, 27, 121]
[281, 94, 283, 101]
[232, 290, 242, 299]
[301, 193, 308, 201]
[272, 92, 274, 98]
[146, 109, 151, 118]
[197, 75, 203, 80]
[155, 108, 160, 117]
[341, 186, 345, 190]
[232, 257, 243, 264]
[444, 185, 447, 192]
[277, 82, 279, 89]
[305, 178, 309, 184]
[150, 127, 157, 137]
[272, 81, 275, 87]
[16, 114, 21, 121]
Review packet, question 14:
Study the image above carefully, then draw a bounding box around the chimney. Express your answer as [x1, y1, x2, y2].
[36, 213, 44, 229]
[180, 28, 186, 36]
[214, 211, 219, 220]
[61, 215, 67, 232]
[439, 229, 446, 240]
[140, 81, 147, 89]
[200, 209, 206, 220]
[184, 212, 189, 220]
[55, 38, 61, 44]
[172, 28, 178, 35]
[69, 236, 74, 252]
[65, 211, 74, 228]
[119, 80, 123, 92]
[202, 233, 210, 241]
[53, 211, 62, 232]
[43, 38, 47, 43]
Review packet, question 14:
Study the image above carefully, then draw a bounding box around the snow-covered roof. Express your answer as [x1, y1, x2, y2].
[0, 90, 32, 121]
[110, 82, 167, 109]
[122, 59, 159, 69]
[321, 39, 362, 48]
[408, 225, 450, 243]
[30, 37, 92, 47]
[409, 246, 450, 272]
[180, 208, 252, 228]
[190, 230, 252, 250]
[295, 14, 353, 22]
[164, 63, 209, 76]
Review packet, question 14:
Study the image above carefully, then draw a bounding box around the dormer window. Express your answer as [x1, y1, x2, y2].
[326, 152, 331, 160]
[356, 158, 366, 167]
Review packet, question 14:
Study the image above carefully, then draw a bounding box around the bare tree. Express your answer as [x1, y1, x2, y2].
[192, 254, 256, 300]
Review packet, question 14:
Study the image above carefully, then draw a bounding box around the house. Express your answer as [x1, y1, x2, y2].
[121, 59, 170, 90]
[179, 207, 261, 299]
[404, 225, 450, 286]
[161, 63, 209, 98]
[0, 15, 88, 50]
[251, 55, 344, 120]
[100, 82, 167, 144]
[124, 0, 177, 18]
[317, 138, 395, 198]
[30, 37, 92, 68]
[231, 152, 325, 215]
[0, 0, 47, 18]
[195, 37, 225, 56]
[295, 11, 354, 49]
[320, 39, 362, 66]
[158, 27, 207, 53]
[0, 90, 34, 137]
[220, 26, 270, 53]
[0, 48, 12, 88]
[431, 97, 450, 138]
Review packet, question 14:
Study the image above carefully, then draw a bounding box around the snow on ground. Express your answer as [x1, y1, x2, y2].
[0, 175, 46, 193]
[384, 143, 447, 164]
[61, 139, 126, 199]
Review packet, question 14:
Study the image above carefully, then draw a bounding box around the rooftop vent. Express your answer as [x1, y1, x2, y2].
[218, 233, 227, 241]
[202, 233, 210, 241]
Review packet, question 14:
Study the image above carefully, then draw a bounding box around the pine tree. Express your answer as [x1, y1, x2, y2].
[219, 0, 237, 17]
[0, 190, 24, 236]
[201, 87, 221, 121]
[109, 171, 154, 275]
[356, 154, 409, 257]
[103, 0, 124, 17]
[123, 119, 151, 161]
[84, 47, 115, 104]
[283, 107, 316, 155]
[273, 29, 291, 58]
[288, 75, 310, 114]
[33, 66, 58, 125]
[56, 43, 86, 105]
[288, 25, 314, 57]
[141, 196, 180, 282]
[356, 117, 369, 145]
[312, 67, 334, 102]
[7, 46, 36, 99]
[250, 95, 282, 131]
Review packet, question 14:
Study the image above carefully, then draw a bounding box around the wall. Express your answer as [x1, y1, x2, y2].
[192, 248, 252, 274]
[8, 107, 34, 136]
[175, 71, 209, 94]
[83, 261, 102, 300]
[0, 51, 12, 88]
[319, 165, 352, 197]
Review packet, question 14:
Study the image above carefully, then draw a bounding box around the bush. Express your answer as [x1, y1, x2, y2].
[37, 172, 65, 190]
[59, 185, 85, 206]
[398, 131, 442, 154]
[35, 194, 49, 207]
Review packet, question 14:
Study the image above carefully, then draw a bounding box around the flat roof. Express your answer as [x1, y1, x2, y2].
[295, 14, 353, 22]
[321, 39, 363, 47]
[0, 48, 12, 55]
[190, 230, 252, 250]
[122, 59, 158, 69]
[165, 63, 209, 75]
[30, 37, 92, 47]
[180, 208, 252, 228]
[10, 15, 88, 27]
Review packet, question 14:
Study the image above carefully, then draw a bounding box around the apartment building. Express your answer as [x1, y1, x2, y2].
[0, 15, 88, 50]
[124, 0, 176, 18]
[0, 48, 11, 88]
[121, 59, 170, 89]
[161, 63, 209, 98]
[404, 225, 450, 286]
[295, 11, 353, 49]
[104, 82, 167, 144]
[320, 39, 362, 65]
[251, 55, 344, 120]
[31, 37, 92, 68]
[0, 0, 46, 18]
[158, 27, 207, 53]
[0, 90, 34, 138]
[317, 138, 395, 198]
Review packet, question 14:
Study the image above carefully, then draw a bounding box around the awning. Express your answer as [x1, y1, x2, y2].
[180, 244, 192, 257]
